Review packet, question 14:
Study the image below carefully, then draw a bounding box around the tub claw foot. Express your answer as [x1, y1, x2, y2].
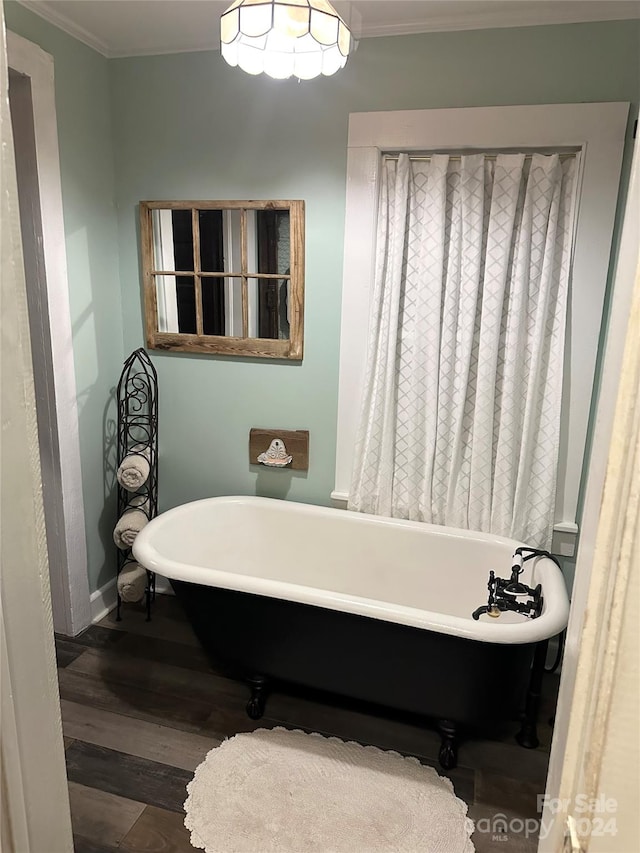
[246, 676, 268, 720]
[437, 720, 458, 770]
[515, 722, 539, 750]
[439, 740, 458, 770]
[246, 697, 265, 720]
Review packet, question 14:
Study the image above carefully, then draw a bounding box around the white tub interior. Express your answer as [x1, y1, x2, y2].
[133, 496, 569, 643]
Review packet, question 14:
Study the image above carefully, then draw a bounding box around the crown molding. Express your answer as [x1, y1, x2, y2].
[15, 0, 223, 58]
[15, 0, 640, 59]
[108, 43, 220, 59]
[358, 5, 640, 39]
[17, 0, 112, 56]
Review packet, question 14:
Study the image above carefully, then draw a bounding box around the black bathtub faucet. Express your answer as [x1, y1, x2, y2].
[471, 547, 556, 621]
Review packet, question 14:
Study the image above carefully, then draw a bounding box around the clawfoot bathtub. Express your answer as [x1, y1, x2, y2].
[133, 496, 569, 768]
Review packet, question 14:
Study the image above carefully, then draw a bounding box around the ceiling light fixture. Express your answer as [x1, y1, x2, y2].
[220, 0, 352, 80]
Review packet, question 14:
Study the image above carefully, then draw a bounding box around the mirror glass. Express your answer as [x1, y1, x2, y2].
[155, 274, 196, 334]
[154, 275, 244, 336]
[152, 209, 194, 272]
[248, 210, 291, 275]
[206, 277, 241, 336]
[247, 278, 290, 340]
[152, 209, 291, 277]
[142, 200, 304, 359]
[199, 208, 227, 273]
[151, 208, 291, 339]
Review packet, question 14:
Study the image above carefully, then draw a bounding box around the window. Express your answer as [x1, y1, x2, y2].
[335, 104, 628, 556]
[139, 200, 305, 359]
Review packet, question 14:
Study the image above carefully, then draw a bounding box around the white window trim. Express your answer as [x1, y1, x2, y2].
[334, 103, 629, 557]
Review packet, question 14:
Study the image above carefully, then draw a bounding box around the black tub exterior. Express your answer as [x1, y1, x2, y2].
[171, 578, 539, 768]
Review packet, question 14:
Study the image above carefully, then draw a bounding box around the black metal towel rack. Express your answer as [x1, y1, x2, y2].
[115, 348, 158, 621]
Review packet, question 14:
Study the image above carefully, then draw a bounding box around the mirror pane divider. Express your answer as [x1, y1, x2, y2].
[191, 208, 204, 336]
[243, 272, 292, 280]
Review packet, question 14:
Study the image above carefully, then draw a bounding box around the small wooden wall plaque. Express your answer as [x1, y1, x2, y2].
[250, 429, 309, 471]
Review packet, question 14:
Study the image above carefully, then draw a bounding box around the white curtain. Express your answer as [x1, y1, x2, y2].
[348, 152, 577, 548]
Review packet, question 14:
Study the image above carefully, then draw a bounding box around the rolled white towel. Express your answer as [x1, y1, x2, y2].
[117, 444, 151, 491]
[113, 496, 149, 549]
[117, 562, 148, 603]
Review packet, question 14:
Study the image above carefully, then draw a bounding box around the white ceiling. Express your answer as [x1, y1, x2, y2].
[17, 0, 640, 58]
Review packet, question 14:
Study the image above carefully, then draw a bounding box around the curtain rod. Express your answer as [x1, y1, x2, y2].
[384, 152, 579, 163]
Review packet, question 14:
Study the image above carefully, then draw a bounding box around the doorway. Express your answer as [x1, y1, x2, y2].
[7, 30, 90, 636]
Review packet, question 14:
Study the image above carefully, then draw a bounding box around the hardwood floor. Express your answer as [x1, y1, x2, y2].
[57, 595, 559, 853]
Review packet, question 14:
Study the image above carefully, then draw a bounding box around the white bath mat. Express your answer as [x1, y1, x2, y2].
[184, 727, 475, 853]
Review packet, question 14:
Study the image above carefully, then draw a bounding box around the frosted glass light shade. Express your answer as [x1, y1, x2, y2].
[221, 0, 351, 80]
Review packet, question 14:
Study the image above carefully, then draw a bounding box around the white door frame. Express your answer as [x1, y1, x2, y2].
[539, 131, 640, 853]
[7, 30, 90, 636]
[1, 9, 73, 848]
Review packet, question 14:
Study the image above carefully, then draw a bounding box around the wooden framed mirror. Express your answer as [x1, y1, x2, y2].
[139, 200, 304, 359]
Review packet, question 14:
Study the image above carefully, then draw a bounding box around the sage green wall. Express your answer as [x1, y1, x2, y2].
[4, 2, 124, 593]
[110, 21, 640, 555]
[5, 1, 639, 595]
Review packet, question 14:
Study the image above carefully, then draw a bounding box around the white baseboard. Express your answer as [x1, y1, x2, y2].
[90, 573, 174, 624]
[90, 578, 117, 623]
